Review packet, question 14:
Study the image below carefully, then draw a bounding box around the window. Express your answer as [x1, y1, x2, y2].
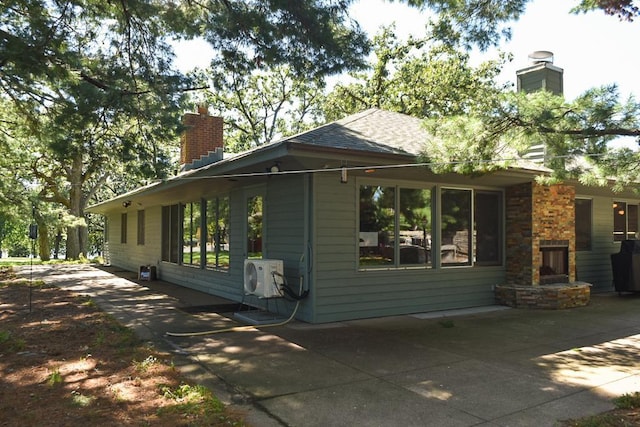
[120, 213, 127, 244]
[475, 191, 502, 265]
[440, 189, 503, 267]
[441, 189, 471, 266]
[182, 201, 202, 266]
[206, 196, 230, 270]
[613, 201, 639, 241]
[247, 195, 264, 259]
[161, 204, 180, 263]
[358, 184, 502, 269]
[137, 210, 145, 245]
[399, 188, 432, 265]
[359, 185, 431, 267]
[575, 199, 592, 251]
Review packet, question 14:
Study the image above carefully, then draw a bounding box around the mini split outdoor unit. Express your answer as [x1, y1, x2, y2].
[243, 259, 284, 298]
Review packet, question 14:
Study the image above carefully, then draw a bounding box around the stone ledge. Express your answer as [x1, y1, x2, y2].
[495, 282, 591, 309]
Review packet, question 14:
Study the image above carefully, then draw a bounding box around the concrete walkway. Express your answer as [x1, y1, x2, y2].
[20, 264, 640, 426]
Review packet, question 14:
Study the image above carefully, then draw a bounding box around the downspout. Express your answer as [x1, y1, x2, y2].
[303, 172, 315, 322]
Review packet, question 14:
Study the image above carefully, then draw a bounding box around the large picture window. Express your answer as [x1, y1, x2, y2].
[575, 198, 592, 251]
[613, 201, 639, 241]
[206, 196, 230, 270]
[359, 185, 431, 267]
[359, 184, 502, 270]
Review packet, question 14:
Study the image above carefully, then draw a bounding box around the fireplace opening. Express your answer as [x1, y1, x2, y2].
[539, 241, 569, 284]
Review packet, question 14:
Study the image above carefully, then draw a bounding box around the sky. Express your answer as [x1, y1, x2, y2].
[174, 0, 640, 102]
[348, 0, 640, 101]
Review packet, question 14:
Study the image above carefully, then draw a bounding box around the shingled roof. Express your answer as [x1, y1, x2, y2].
[286, 108, 428, 156]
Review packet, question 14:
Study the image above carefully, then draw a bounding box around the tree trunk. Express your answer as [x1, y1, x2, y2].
[66, 154, 88, 259]
[36, 217, 50, 261]
[54, 229, 62, 259]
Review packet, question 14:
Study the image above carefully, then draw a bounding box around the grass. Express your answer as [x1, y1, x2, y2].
[614, 392, 640, 409]
[47, 369, 63, 386]
[0, 256, 103, 267]
[157, 383, 243, 424]
[0, 330, 26, 352]
[562, 392, 640, 426]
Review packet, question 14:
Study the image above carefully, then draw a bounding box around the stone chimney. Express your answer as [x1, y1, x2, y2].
[516, 50, 564, 96]
[180, 105, 224, 171]
[516, 51, 564, 163]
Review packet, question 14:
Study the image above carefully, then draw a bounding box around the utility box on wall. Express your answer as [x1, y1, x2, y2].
[138, 265, 157, 281]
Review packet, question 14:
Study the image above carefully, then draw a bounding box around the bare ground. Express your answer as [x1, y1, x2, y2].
[0, 267, 245, 426]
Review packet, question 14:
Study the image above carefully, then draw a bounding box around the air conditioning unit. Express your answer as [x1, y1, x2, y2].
[243, 259, 284, 298]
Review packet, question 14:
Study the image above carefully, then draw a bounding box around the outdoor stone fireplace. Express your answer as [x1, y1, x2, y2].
[539, 240, 569, 285]
[495, 182, 590, 309]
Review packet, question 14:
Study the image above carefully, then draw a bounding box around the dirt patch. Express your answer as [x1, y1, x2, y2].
[0, 267, 245, 426]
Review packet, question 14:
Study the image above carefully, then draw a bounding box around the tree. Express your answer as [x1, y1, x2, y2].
[1, 0, 369, 259]
[323, 27, 509, 121]
[193, 65, 327, 151]
[393, 0, 638, 50]
[420, 85, 640, 185]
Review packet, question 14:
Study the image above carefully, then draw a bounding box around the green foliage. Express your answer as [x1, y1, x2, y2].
[613, 392, 640, 409]
[572, 0, 640, 21]
[0, 330, 26, 352]
[133, 355, 159, 373]
[1, 0, 369, 260]
[396, 0, 638, 52]
[192, 64, 326, 150]
[70, 391, 94, 407]
[47, 368, 63, 386]
[422, 84, 640, 185]
[157, 383, 236, 424]
[323, 27, 509, 122]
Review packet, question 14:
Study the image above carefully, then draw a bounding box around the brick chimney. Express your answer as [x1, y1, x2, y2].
[180, 105, 224, 171]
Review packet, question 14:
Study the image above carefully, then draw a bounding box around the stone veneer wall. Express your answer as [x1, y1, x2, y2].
[505, 183, 534, 285]
[494, 283, 590, 309]
[505, 182, 576, 286]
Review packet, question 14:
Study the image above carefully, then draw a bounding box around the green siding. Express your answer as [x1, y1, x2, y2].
[576, 195, 639, 292]
[311, 174, 504, 323]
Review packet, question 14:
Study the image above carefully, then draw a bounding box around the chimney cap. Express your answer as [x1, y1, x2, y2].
[528, 50, 554, 64]
[197, 104, 208, 115]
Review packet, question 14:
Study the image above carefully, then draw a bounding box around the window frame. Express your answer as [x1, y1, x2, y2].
[613, 200, 639, 242]
[357, 180, 503, 270]
[182, 201, 202, 267]
[206, 195, 231, 271]
[440, 187, 472, 267]
[161, 204, 180, 263]
[358, 180, 434, 270]
[473, 190, 503, 266]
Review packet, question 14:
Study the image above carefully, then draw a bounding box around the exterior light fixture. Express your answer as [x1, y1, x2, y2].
[122, 200, 132, 208]
[269, 163, 280, 173]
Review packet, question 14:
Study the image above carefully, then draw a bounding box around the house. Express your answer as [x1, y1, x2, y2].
[87, 55, 639, 323]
